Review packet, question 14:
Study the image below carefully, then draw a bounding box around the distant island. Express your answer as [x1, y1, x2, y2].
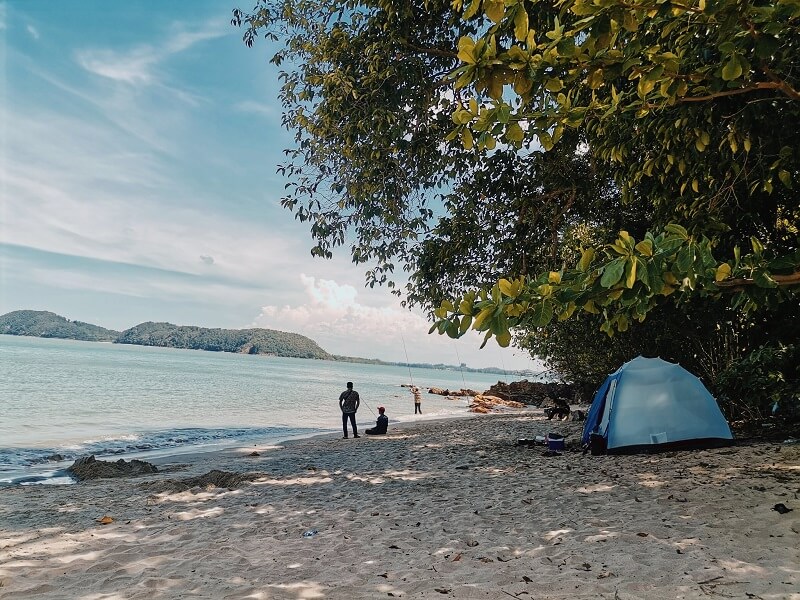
[0, 310, 534, 375]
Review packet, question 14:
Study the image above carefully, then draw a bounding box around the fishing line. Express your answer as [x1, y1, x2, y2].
[399, 332, 415, 387]
[452, 341, 467, 389]
[360, 396, 376, 417]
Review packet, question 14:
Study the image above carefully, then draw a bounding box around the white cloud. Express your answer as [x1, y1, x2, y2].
[76, 20, 227, 85]
[26, 24, 39, 40]
[234, 100, 275, 118]
[253, 275, 536, 370]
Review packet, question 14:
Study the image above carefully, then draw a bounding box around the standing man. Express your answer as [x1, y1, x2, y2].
[339, 381, 361, 438]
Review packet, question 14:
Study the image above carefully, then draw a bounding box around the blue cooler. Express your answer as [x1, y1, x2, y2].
[546, 433, 565, 451]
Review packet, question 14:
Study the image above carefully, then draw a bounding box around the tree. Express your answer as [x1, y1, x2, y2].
[431, 0, 799, 343]
[233, 0, 481, 291]
[233, 0, 798, 411]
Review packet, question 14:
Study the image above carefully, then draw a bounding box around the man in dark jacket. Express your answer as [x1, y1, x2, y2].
[365, 406, 388, 435]
[339, 381, 361, 438]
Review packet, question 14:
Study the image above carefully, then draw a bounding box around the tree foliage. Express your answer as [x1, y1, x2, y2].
[432, 0, 799, 342]
[0, 310, 120, 342]
[117, 322, 332, 358]
[234, 0, 798, 406]
[233, 0, 479, 290]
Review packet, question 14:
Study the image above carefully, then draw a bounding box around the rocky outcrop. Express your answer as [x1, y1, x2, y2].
[482, 380, 582, 407]
[427, 387, 479, 397]
[67, 455, 158, 481]
[468, 394, 526, 413]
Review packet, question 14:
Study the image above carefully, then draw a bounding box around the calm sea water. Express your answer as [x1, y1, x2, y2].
[0, 335, 534, 485]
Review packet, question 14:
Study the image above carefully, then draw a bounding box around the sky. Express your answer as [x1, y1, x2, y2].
[0, 1, 540, 371]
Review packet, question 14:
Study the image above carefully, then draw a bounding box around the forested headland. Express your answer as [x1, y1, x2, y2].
[0, 310, 330, 359]
[0, 310, 532, 374]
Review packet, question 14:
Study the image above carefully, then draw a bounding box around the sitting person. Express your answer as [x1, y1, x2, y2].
[365, 406, 389, 435]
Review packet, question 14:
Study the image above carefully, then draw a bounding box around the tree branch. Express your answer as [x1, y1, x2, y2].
[716, 271, 800, 289]
[676, 81, 800, 103]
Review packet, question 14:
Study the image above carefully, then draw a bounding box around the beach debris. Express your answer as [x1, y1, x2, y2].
[302, 529, 318, 537]
[772, 503, 793, 514]
[452, 553, 462, 562]
[434, 588, 451, 594]
[466, 540, 479, 547]
[636, 532, 648, 537]
[597, 571, 616, 579]
[96, 515, 114, 525]
[67, 455, 158, 481]
[247, 451, 260, 457]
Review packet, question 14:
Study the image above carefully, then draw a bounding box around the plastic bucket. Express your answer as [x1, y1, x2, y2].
[546, 433, 565, 451]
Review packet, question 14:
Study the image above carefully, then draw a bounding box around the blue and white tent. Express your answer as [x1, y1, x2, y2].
[582, 356, 733, 453]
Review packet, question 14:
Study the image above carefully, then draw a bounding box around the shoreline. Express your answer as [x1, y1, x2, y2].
[1, 411, 798, 599]
[0, 409, 481, 487]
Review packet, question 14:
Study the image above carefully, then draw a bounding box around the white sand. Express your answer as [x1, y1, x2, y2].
[1, 411, 798, 599]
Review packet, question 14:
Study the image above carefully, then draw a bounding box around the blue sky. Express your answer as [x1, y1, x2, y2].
[0, 1, 538, 371]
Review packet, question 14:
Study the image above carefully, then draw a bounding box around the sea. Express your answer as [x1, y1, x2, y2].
[0, 334, 541, 486]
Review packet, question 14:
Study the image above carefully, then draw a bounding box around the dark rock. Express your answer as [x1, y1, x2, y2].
[67, 455, 158, 481]
[482, 381, 583, 407]
[46, 454, 64, 461]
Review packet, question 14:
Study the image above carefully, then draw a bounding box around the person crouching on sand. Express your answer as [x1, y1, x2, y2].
[365, 406, 388, 435]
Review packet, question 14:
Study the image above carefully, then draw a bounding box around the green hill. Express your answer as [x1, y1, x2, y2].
[0, 310, 120, 341]
[0, 310, 331, 359]
[116, 321, 332, 359]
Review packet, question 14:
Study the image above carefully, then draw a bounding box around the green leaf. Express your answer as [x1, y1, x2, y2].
[721, 55, 743, 81]
[529, 301, 554, 326]
[624, 258, 637, 289]
[496, 330, 512, 347]
[498, 278, 515, 296]
[715, 263, 732, 281]
[664, 223, 689, 240]
[635, 240, 654, 256]
[578, 247, 595, 271]
[506, 122, 524, 142]
[753, 271, 777, 288]
[459, 314, 473, 335]
[513, 7, 529, 41]
[600, 258, 625, 288]
[545, 78, 564, 93]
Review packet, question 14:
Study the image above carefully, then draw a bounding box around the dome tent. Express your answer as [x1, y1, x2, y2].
[582, 356, 733, 454]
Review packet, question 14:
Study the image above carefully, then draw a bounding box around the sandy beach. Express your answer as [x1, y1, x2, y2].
[1, 410, 798, 600]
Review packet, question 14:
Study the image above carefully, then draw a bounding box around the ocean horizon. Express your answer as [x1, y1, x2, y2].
[0, 334, 543, 485]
